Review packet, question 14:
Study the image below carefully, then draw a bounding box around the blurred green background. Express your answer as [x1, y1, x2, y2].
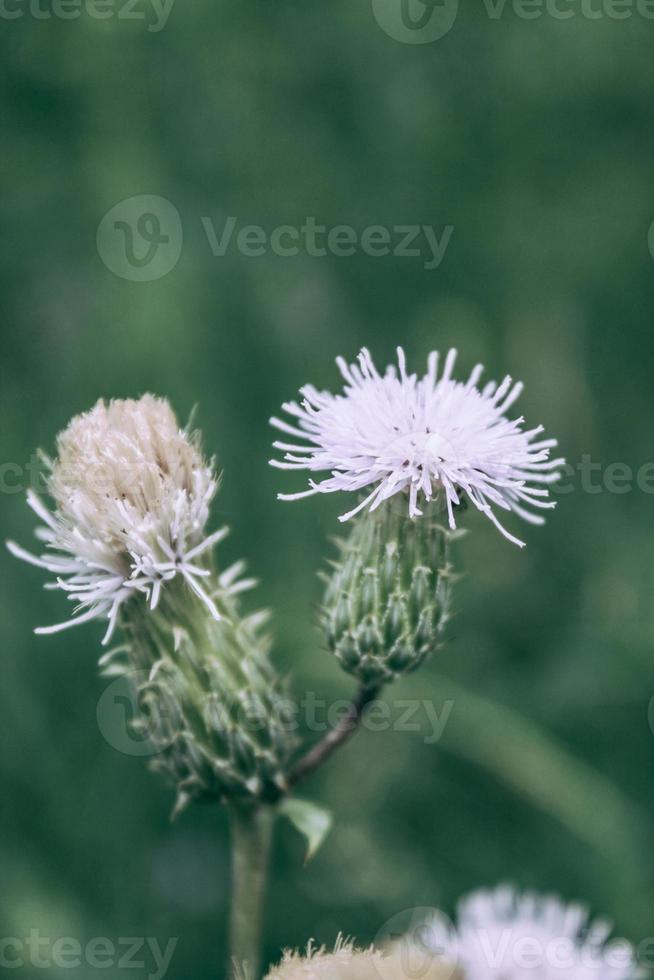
[1, 0, 654, 976]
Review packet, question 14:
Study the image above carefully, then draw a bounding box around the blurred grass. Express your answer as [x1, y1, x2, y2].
[2, 1, 654, 977]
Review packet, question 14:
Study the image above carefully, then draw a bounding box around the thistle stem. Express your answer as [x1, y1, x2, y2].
[288, 684, 382, 788]
[228, 804, 274, 980]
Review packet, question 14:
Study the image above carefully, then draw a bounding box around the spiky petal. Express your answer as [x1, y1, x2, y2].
[271, 348, 563, 547]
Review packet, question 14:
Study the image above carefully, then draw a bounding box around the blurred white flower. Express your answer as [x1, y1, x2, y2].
[7, 396, 233, 644]
[270, 348, 563, 546]
[427, 885, 640, 980]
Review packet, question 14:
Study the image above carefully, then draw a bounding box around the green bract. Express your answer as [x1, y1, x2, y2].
[101, 575, 296, 815]
[321, 502, 457, 687]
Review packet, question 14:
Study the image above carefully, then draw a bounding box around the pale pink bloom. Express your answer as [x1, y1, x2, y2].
[271, 348, 563, 546]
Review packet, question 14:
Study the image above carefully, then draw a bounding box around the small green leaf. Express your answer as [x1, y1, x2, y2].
[279, 797, 333, 863]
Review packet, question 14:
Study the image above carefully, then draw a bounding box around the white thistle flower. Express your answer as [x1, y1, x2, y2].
[7, 396, 231, 645]
[427, 886, 641, 980]
[270, 348, 564, 547]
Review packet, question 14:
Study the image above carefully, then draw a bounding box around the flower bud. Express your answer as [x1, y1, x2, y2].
[321, 501, 456, 687]
[107, 577, 296, 813]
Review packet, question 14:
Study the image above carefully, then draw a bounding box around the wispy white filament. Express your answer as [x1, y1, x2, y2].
[264, 935, 455, 980]
[271, 348, 563, 546]
[7, 396, 231, 644]
[427, 885, 640, 980]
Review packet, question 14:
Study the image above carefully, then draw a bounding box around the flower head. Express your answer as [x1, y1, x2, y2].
[428, 886, 640, 980]
[7, 396, 230, 644]
[264, 937, 457, 980]
[270, 348, 563, 546]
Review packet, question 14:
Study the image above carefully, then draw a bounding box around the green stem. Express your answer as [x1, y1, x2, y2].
[228, 804, 274, 980]
[287, 684, 382, 788]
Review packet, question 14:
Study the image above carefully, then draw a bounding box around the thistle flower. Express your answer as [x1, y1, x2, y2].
[271, 348, 563, 547]
[8, 396, 296, 808]
[7, 396, 230, 644]
[264, 937, 458, 980]
[427, 885, 641, 980]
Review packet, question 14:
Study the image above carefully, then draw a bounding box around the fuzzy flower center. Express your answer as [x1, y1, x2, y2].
[383, 429, 459, 467]
[7, 395, 226, 644]
[49, 396, 207, 548]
